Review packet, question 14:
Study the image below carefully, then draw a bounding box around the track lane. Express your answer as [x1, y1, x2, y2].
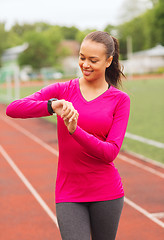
[0, 120, 59, 214]
[0, 104, 61, 239]
[115, 157, 164, 214]
[117, 204, 164, 240]
[0, 151, 61, 240]
[0, 145, 58, 226]
[1, 103, 164, 239]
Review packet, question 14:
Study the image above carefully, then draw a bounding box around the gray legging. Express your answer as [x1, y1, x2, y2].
[56, 197, 124, 240]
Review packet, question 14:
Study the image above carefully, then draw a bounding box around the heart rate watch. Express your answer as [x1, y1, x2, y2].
[47, 98, 58, 115]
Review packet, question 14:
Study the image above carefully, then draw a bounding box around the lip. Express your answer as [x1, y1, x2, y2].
[82, 69, 93, 76]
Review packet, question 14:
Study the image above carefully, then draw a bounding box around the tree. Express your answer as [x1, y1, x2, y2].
[6, 29, 23, 48]
[33, 22, 52, 32]
[11, 22, 51, 36]
[104, 24, 117, 36]
[154, 0, 164, 45]
[18, 26, 65, 69]
[18, 32, 54, 69]
[118, 0, 153, 23]
[115, 0, 163, 59]
[43, 26, 65, 65]
[75, 29, 97, 43]
[150, 0, 159, 6]
[60, 26, 80, 40]
[11, 23, 35, 37]
[0, 23, 8, 66]
[117, 16, 147, 59]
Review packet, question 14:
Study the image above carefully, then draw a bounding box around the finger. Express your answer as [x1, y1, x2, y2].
[62, 107, 75, 120]
[62, 109, 72, 119]
[62, 101, 72, 111]
[61, 102, 70, 117]
[62, 102, 74, 118]
[60, 100, 66, 111]
[63, 110, 74, 121]
[64, 107, 77, 120]
[69, 111, 78, 122]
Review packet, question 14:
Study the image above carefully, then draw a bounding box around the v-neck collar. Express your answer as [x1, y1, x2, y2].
[76, 78, 112, 103]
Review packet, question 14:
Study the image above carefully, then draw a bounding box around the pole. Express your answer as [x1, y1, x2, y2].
[14, 66, 20, 100]
[6, 75, 12, 100]
[127, 36, 133, 79]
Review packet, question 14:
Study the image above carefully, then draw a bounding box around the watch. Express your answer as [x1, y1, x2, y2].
[47, 98, 58, 115]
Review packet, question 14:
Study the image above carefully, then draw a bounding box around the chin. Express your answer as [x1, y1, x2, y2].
[83, 76, 94, 82]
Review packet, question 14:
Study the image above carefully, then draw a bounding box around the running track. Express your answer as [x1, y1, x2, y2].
[0, 103, 164, 240]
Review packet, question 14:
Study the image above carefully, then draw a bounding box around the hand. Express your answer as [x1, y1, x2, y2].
[51, 100, 66, 116]
[51, 100, 79, 133]
[61, 101, 79, 134]
[63, 111, 79, 134]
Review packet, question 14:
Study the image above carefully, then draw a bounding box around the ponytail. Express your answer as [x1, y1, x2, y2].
[105, 37, 125, 88]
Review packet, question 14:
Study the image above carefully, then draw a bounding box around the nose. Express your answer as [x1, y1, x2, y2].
[83, 60, 90, 68]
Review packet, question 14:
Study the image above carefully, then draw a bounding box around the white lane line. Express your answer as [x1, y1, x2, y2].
[0, 145, 58, 228]
[119, 154, 164, 179]
[2, 116, 163, 177]
[125, 132, 164, 149]
[151, 212, 164, 219]
[1, 116, 164, 228]
[123, 150, 164, 169]
[0, 116, 59, 157]
[124, 197, 164, 228]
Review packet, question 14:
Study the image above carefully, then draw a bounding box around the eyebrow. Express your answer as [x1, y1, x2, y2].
[79, 53, 99, 59]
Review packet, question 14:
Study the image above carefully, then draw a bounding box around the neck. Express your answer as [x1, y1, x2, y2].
[80, 77, 108, 90]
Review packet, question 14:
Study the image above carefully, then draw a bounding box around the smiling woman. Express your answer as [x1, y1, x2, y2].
[78, 40, 111, 101]
[6, 31, 130, 240]
[80, 32, 124, 88]
[78, 31, 125, 102]
[79, 40, 112, 83]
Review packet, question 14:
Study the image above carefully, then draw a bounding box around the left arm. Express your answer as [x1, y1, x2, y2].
[6, 82, 61, 118]
[69, 94, 130, 163]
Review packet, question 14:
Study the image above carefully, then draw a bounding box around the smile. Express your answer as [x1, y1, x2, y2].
[83, 69, 93, 76]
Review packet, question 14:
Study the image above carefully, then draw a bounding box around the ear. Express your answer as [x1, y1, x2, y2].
[106, 56, 113, 68]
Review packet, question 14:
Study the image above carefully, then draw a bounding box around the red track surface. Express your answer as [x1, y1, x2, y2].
[0, 103, 164, 239]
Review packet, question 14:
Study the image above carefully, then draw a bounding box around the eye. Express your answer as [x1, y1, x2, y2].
[91, 60, 97, 63]
[79, 56, 85, 61]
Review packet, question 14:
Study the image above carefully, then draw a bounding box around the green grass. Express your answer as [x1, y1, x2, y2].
[1, 78, 164, 163]
[121, 78, 164, 163]
[0, 84, 44, 102]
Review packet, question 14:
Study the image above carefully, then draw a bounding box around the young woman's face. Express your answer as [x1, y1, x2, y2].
[79, 39, 112, 82]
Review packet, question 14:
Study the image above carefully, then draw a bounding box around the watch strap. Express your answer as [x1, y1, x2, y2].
[47, 98, 58, 115]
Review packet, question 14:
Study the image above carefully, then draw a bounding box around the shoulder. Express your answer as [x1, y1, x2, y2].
[54, 78, 78, 89]
[108, 86, 130, 114]
[43, 78, 78, 93]
[39, 78, 78, 100]
[110, 86, 130, 102]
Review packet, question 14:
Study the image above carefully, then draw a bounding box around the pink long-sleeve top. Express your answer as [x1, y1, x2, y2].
[6, 78, 130, 202]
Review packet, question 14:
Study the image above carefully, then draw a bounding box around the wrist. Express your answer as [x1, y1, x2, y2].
[47, 98, 58, 115]
[69, 126, 77, 135]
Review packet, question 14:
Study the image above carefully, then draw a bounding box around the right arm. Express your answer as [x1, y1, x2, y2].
[6, 81, 79, 122]
[6, 82, 61, 118]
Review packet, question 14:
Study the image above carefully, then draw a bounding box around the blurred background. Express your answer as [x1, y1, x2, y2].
[0, 0, 164, 162]
[0, 1, 164, 239]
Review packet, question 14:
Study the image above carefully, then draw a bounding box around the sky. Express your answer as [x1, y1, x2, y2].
[0, 0, 125, 30]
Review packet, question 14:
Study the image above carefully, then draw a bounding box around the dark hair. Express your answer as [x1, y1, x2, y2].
[83, 31, 125, 88]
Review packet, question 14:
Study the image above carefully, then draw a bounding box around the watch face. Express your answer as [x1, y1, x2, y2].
[50, 98, 58, 101]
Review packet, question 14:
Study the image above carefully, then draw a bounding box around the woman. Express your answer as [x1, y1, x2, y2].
[6, 31, 130, 240]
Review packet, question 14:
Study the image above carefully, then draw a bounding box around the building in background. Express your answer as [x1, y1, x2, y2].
[0, 43, 30, 83]
[61, 40, 81, 77]
[122, 45, 164, 75]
